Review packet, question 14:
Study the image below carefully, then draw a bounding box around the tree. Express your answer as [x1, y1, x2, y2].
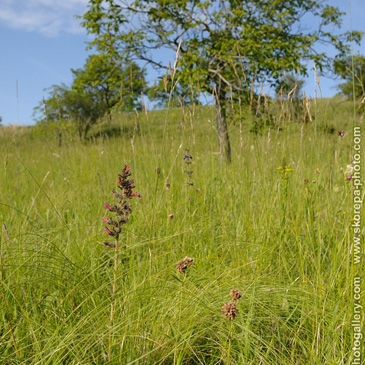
[81, 0, 362, 162]
[335, 55, 365, 103]
[34, 84, 70, 124]
[73, 54, 147, 122]
[34, 54, 148, 138]
[35, 84, 106, 139]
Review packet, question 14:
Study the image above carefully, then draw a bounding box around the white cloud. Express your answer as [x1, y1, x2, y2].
[0, 0, 89, 36]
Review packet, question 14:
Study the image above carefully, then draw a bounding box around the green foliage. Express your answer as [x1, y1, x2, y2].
[35, 54, 147, 139]
[72, 54, 147, 117]
[82, 0, 360, 95]
[34, 83, 105, 140]
[335, 55, 365, 111]
[33, 84, 70, 124]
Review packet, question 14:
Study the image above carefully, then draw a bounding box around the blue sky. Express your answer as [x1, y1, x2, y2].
[0, 0, 364, 126]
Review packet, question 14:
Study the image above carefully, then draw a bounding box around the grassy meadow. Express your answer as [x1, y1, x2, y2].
[0, 97, 363, 363]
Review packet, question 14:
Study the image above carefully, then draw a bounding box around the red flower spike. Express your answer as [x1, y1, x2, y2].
[102, 165, 138, 244]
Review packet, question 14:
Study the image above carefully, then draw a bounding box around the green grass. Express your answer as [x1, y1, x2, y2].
[0, 97, 363, 364]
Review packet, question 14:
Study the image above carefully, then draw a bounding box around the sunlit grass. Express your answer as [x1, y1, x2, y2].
[0, 97, 362, 363]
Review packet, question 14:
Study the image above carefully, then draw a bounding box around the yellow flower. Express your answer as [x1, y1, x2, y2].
[277, 165, 294, 179]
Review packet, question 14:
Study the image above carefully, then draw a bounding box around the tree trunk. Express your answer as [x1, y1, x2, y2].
[215, 82, 231, 163]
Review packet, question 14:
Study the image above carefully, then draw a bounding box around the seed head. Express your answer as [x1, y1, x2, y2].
[338, 130, 345, 137]
[176, 256, 194, 274]
[222, 302, 238, 320]
[229, 289, 242, 302]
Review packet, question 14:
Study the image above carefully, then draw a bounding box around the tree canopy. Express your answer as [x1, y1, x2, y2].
[35, 54, 147, 139]
[81, 0, 362, 161]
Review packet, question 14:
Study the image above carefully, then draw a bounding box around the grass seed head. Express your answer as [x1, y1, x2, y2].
[222, 302, 238, 320]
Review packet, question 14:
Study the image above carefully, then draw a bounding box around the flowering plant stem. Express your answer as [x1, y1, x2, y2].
[108, 238, 119, 361]
[103, 165, 139, 361]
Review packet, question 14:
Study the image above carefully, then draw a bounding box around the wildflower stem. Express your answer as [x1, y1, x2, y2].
[108, 238, 119, 361]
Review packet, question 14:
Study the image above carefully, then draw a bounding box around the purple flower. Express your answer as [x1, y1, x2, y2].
[166, 183, 171, 190]
[168, 214, 175, 219]
[346, 175, 352, 181]
[195, 188, 201, 193]
[338, 130, 345, 137]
